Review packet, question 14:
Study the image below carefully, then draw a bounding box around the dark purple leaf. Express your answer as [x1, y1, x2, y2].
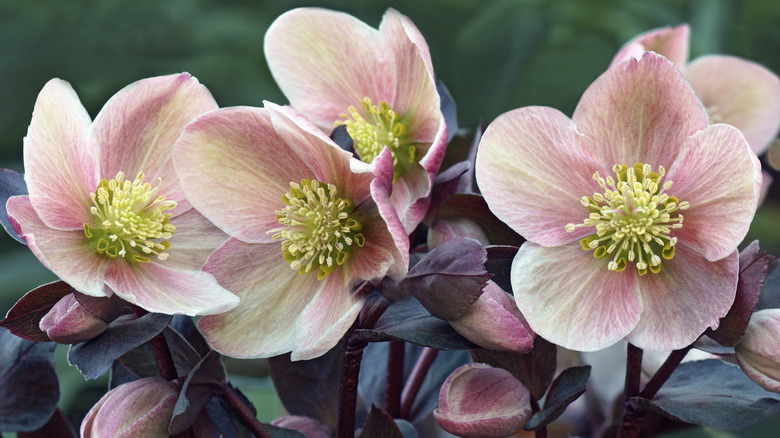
[356, 297, 477, 350]
[67, 313, 171, 380]
[523, 365, 590, 431]
[163, 326, 204, 375]
[457, 122, 485, 194]
[756, 258, 780, 311]
[707, 241, 772, 346]
[170, 314, 211, 358]
[358, 406, 403, 438]
[0, 328, 58, 432]
[429, 193, 525, 246]
[73, 292, 126, 323]
[170, 351, 225, 434]
[632, 359, 780, 430]
[16, 408, 76, 438]
[206, 387, 303, 438]
[424, 161, 470, 225]
[437, 80, 458, 143]
[399, 237, 490, 321]
[268, 344, 342, 426]
[0, 280, 74, 342]
[0, 168, 28, 244]
[485, 245, 519, 292]
[471, 336, 557, 400]
[330, 124, 354, 154]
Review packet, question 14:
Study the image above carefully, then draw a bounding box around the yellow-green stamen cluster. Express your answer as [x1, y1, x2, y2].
[270, 179, 365, 280]
[83, 171, 176, 263]
[335, 97, 417, 180]
[565, 163, 689, 275]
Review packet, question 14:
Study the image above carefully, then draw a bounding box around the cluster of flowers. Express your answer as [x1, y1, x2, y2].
[3, 7, 780, 438]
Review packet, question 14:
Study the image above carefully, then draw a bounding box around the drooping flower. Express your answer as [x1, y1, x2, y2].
[476, 52, 761, 351]
[612, 24, 780, 155]
[264, 7, 448, 232]
[6, 75, 239, 316]
[173, 102, 408, 360]
[735, 309, 780, 393]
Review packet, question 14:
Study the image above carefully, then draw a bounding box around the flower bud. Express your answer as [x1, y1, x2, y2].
[427, 217, 489, 250]
[271, 415, 334, 438]
[434, 363, 532, 438]
[39, 293, 110, 344]
[735, 309, 780, 392]
[450, 281, 534, 353]
[80, 377, 179, 438]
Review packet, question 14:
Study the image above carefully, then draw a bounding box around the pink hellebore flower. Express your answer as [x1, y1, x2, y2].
[39, 293, 109, 344]
[173, 102, 408, 360]
[476, 53, 761, 352]
[612, 24, 780, 155]
[264, 8, 448, 232]
[433, 363, 532, 438]
[7, 75, 239, 316]
[735, 309, 780, 393]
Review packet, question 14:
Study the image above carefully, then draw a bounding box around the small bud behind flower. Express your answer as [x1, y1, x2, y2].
[450, 281, 534, 353]
[434, 363, 532, 438]
[271, 415, 334, 438]
[427, 217, 490, 250]
[81, 377, 179, 438]
[39, 293, 110, 344]
[735, 309, 780, 393]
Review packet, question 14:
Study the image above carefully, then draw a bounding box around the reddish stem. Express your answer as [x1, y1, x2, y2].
[617, 343, 643, 438]
[220, 385, 271, 438]
[399, 347, 439, 419]
[385, 341, 405, 418]
[337, 333, 368, 438]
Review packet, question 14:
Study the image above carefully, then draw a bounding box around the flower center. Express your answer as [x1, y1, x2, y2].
[83, 172, 176, 263]
[565, 163, 689, 275]
[270, 179, 365, 280]
[335, 97, 416, 181]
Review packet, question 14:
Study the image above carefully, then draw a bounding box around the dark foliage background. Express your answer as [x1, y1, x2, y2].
[2, 1, 780, 436]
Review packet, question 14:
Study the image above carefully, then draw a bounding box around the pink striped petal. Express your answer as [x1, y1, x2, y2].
[574, 52, 708, 169]
[103, 260, 238, 316]
[611, 25, 690, 69]
[626, 246, 737, 350]
[292, 270, 365, 360]
[686, 55, 780, 155]
[7, 196, 108, 297]
[476, 106, 602, 246]
[198, 238, 322, 358]
[511, 242, 642, 351]
[95, 73, 218, 214]
[666, 124, 761, 261]
[163, 208, 229, 271]
[24, 79, 97, 230]
[264, 8, 391, 130]
[174, 106, 315, 243]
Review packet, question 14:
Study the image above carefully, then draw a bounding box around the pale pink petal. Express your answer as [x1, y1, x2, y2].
[24, 79, 98, 230]
[666, 124, 761, 261]
[685, 55, 780, 155]
[264, 8, 392, 130]
[198, 238, 322, 358]
[103, 261, 238, 316]
[292, 269, 365, 360]
[95, 73, 218, 214]
[7, 195, 108, 297]
[611, 25, 690, 69]
[163, 208, 228, 271]
[476, 106, 602, 246]
[626, 246, 737, 350]
[574, 52, 708, 168]
[174, 106, 315, 244]
[511, 242, 642, 351]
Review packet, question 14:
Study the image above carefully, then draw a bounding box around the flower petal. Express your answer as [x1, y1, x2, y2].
[198, 238, 322, 358]
[292, 269, 365, 360]
[264, 7, 391, 130]
[24, 79, 97, 230]
[475, 106, 602, 246]
[574, 52, 708, 168]
[164, 208, 228, 271]
[626, 246, 737, 350]
[685, 55, 780, 155]
[666, 124, 761, 261]
[94, 73, 218, 214]
[611, 25, 690, 69]
[174, 106, 315, 243]
[103, 261, 238, 316]
[7, 195, 108, 297]
[511, 242, 642, 351]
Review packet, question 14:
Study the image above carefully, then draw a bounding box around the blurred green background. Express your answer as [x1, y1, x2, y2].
[2, 0, 780, 435]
